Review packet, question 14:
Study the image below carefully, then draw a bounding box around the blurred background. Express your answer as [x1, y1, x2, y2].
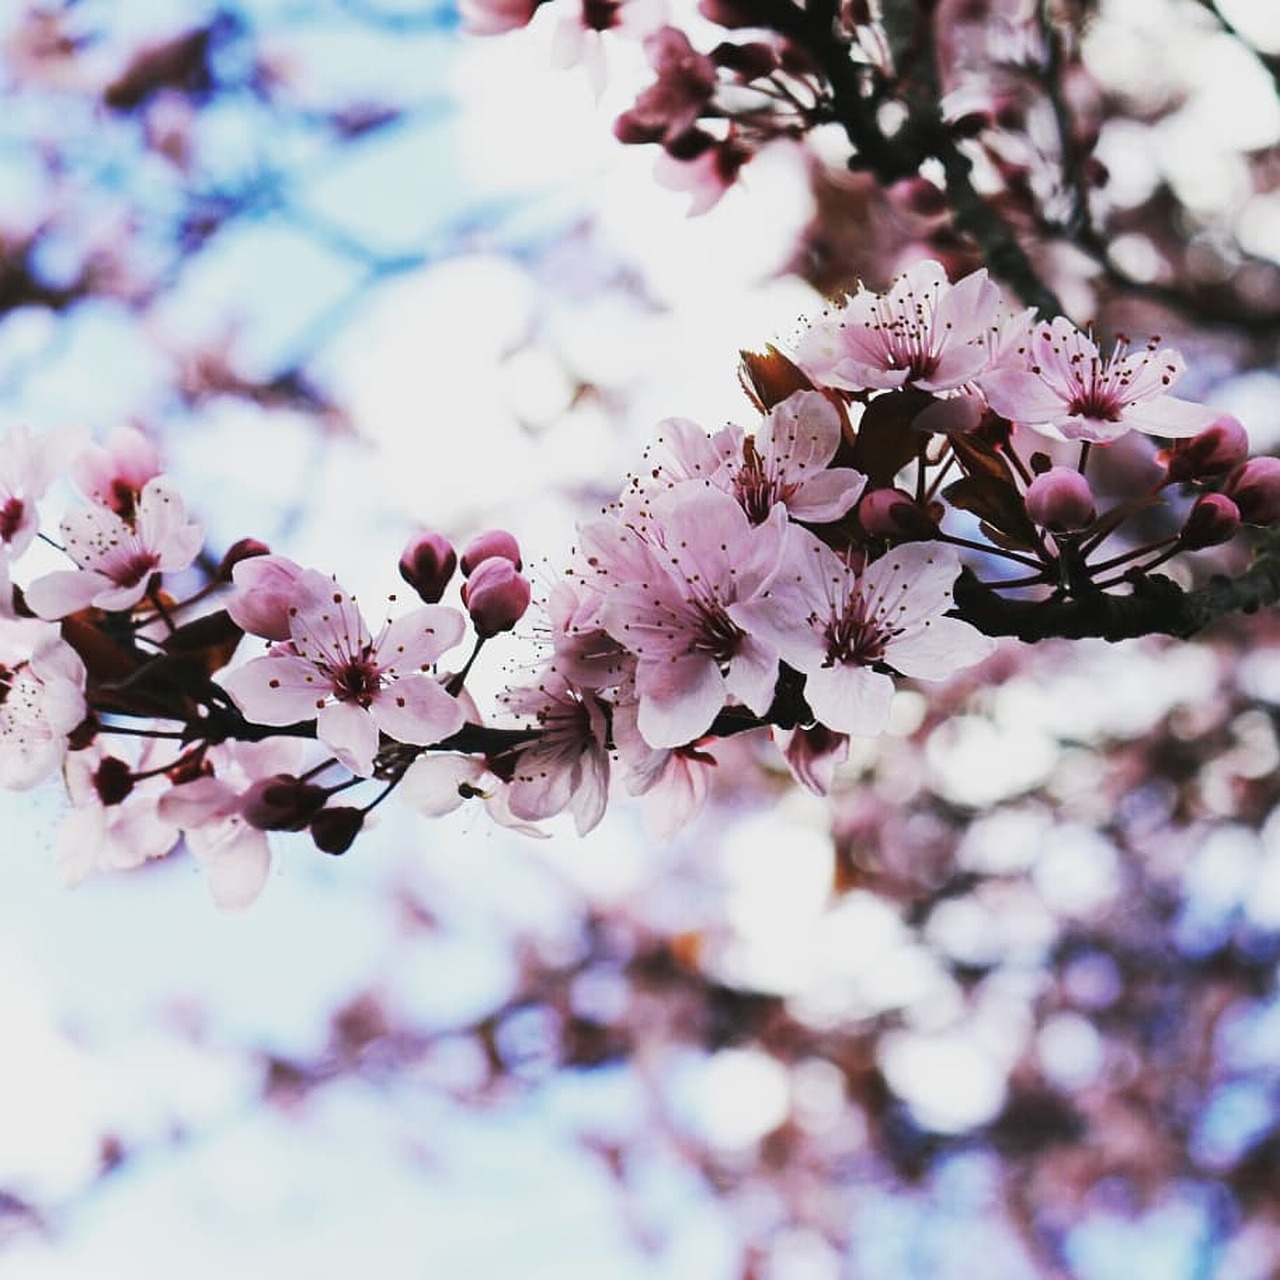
[3, 0, 1280, 1276]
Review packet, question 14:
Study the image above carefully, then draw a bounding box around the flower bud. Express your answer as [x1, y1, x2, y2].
[310, 806, 364, 855]
[461, 556, 532, 638]
[242, 774, 329, 831]
[1179, 493, 1241, 550]
[1224, 456, 1280, 526]
[399, 532, 457, 604]
[858, 488, 938, 540]
[1025, 467, 1096, 534]
[226, 554, 304, 641]
[93, 756, 134, 806]
[460, 529, 522, 576]
[1162, 413, 1250, 483]
[217, 538, 271, 581]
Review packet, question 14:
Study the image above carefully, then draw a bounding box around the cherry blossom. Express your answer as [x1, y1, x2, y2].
[70, 424, 162, 520]
[794, 261, 1003, 394]
[612, 698, 714, 838]
[979, 317, 1219, 444]
[499, 669, 612, 834]
[0, 424, 61, 560]
[225, 552, 307, 640]
[597, 486, 788, 747]
[25, 476, 204, 618]
[732, 533, 995, 735]
[219, 570, 467, 776]
[0, 621, 87, 789]
[56, 743, 181, 887]
[158, 739, 303, 910]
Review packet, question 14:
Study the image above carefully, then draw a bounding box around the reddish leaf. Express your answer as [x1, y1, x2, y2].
[943, 474, 1040, 550]
[738, 345, 813, 412]
[848, 390, 931, 488]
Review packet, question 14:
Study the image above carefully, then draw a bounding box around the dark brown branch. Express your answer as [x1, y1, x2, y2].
[951, 529, 1280, 641]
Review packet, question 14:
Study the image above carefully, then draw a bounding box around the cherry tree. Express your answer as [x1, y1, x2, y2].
[3, 0, 1280, 1276]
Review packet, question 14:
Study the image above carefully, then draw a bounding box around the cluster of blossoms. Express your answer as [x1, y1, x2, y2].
[0, 260, 1275, 908]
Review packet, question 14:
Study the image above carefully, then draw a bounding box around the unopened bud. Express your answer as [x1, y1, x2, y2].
[1025, 467, 1095, 534]
[710, 40, 778, 79]
[1179, 493, 1241, 550]
[890, 176, 948, 218]
[242, 774, 329, 831]
[1163, 414, 1250, 483]
[1224, 456, 1280, 526]
[310, 806, 364, 855]
[217, 538, 271, 581]
[399, 532, 457, 604]
[462, 556, 532, 638]
[93, 756, 134, 806]
[858, 488, 938, 540]
[460, 529, 522, 576]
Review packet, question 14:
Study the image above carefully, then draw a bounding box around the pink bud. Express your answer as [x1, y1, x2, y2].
[858, 488, 938, 540]
[1224, 456, 1280, 526]
[399, 532, 457, 604]
[1025, 467, 1096, 533]
[461, 556, 531, 637]
[1179, 493, 1241, 550]
[1162, 413, 1250, 482]
[242, 774, 328, 831]
[460, 529, 522, 576]
[226, 554, 305, 641]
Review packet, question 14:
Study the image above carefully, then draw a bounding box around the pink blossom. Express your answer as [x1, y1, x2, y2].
[653, 136, 750, 215]
[219, 570, 466, 776]
[0, 424, 60, 559]
[732, 533, 995, 735]
[612, 698, 712, 838]
[980, 317, 1218, 444]
[721, 391, 866, 525]
[500, 670, 612, 835]
[774, 723, 849, 796]
[70, 424, 162, 520]
[158, 739, 301, 910]
[399, 532, 457, 605]
[794, 261, 1003, 394]
[543, 576, 635, 691]
[0, 620, 86, 789]
[614, 26, 717, 149]
[26, 476, 204, 618]
[460, 528, 522, 575]
[598, 486, 788, 747]
[1025, 466, 1096, 533]
[56, 743, 181, 887]
[1223, 456, 1280, 526]
[462, 555, 532, 637]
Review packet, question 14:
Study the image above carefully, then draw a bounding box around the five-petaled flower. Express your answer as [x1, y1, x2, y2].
[219, 569, 466, 777]
[732, 533, 995, 735]
[26, 476, 203, 618]
[980, 317, 1218, 444]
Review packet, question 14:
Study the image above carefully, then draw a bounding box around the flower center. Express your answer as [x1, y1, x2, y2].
[821, 601, 894, 668]
[0, 497, 24, 544]
[114, 550, 161, 589]
[332, 658, 382, 705]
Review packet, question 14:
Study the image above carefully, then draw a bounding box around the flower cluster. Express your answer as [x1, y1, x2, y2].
[0, 260, 1271, 908]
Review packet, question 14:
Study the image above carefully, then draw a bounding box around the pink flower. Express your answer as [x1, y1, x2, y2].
[56, 743, 181, 887]
[614, 26, 717, 149]
[980, 317, 1218, 444]
[598, 486, 788, 747]
[774, 723, 849, 796]
[462, 555, 532, 637]
[732, 533, 995, 735]
[0, 621, 86, 789]
[1025, 466, 1096, 533]
[26, 476, 204, 618]
[70, 425, 162, 521]
[654, 136, 750, 216]
[0, 424, 60, 560]
[722, 391, 866, 525]
[612, 698, 712, 839]
[158, 739, 302, 910]
[794, 261, 1003, 394]
[543, 576, 635, 691]
[219, 570, 466, 776]
[499, 670, 612, 834]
